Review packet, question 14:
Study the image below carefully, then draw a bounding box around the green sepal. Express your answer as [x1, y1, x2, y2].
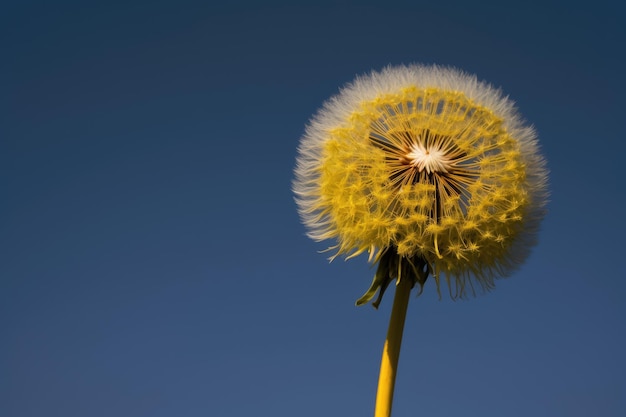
[355, 259, 394, 308]
[355, 247, 430, 309]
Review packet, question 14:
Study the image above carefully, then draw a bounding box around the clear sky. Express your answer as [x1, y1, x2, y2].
[2, 1, 625, 416]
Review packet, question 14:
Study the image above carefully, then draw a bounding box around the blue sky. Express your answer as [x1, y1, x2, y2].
[2, 1, 625, 416]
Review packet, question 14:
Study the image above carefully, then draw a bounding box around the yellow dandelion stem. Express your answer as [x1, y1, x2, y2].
[374, 276, 412, 417]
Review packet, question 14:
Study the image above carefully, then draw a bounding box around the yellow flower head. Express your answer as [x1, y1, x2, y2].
[294, 65, 548, 304]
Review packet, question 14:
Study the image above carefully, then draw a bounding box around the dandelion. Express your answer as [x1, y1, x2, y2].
[293, 64, 548, 416]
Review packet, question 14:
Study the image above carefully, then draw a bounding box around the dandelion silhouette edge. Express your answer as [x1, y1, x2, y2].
[293, 64, 548, 304]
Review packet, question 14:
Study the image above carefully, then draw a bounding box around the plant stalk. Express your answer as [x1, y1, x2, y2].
[374, 275, 412, 417]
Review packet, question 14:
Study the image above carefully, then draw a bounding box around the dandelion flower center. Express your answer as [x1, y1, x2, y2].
[371, 128, 479, 224]
[406, 138, 451, 174]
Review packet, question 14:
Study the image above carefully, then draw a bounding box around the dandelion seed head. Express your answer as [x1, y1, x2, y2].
[294, 64, 548, 301]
